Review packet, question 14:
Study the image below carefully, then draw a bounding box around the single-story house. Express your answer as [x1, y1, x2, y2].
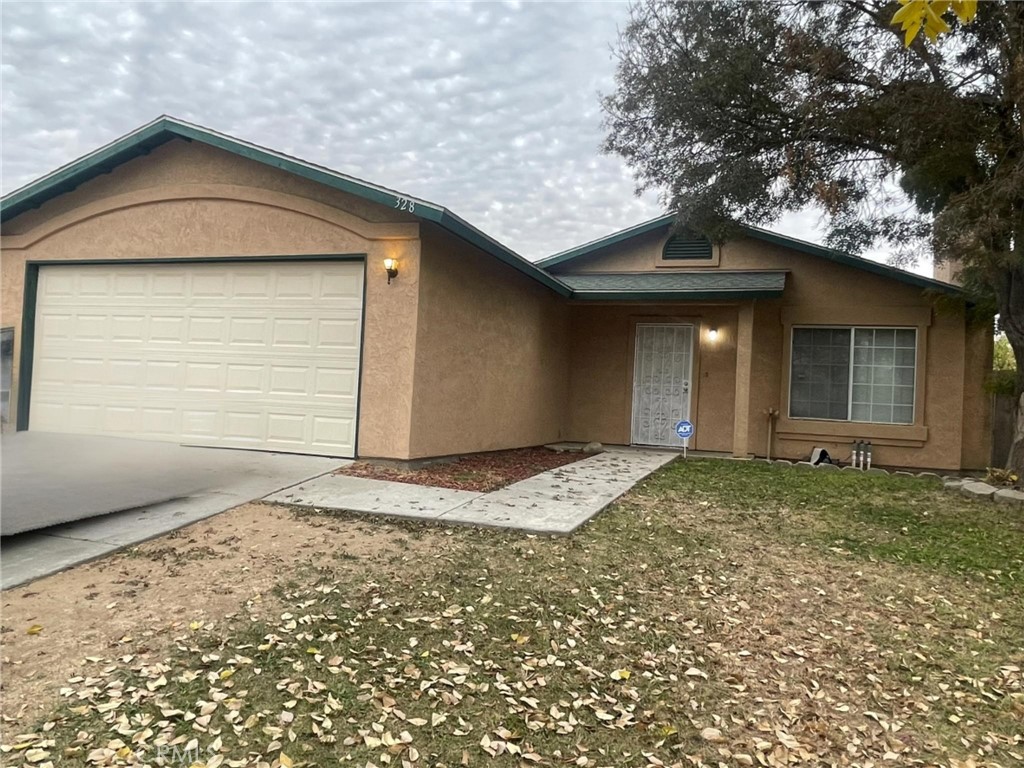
[0, 117, 991, 471]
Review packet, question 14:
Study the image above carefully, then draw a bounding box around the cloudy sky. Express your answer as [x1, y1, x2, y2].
[2, 0, 894, 266]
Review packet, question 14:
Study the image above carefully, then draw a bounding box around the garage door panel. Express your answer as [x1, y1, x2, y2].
[182, 409, 220, 438]
[229, 317, 269, 345]
[30, 261, 363, 457]
[152, 273, 187, 298]
[39, 313, 73, 341]
[148, 316, 185, 343]
[272, 318, 313, 347]
[111, 314, 146, 341]
[315, 368, 358, 398]
[184, 362, 222, 391]
[79, 273, 111, 297]
[75, 315, 108, 341]
[103, 406, 137, 433]
[233, 273, 272, 299]
[320, 271, 363, 299]
[114, 273, 147, 297]
[192, 272, 230, 297]
[267, 413, 306, 444]
[312, 414, 355, 448]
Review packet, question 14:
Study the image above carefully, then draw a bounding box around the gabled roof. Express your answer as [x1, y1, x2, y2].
[0, 116, 571, 296]
[536, 213, 960, 294]
[561, 270, 786, 301]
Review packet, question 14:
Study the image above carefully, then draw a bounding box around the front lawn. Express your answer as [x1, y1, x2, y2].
[3, 459, 1021, 767]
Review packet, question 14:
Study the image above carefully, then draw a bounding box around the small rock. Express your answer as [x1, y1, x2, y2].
[816, 463, 840, 471]
[916, 472, 942, 482]
[943, 479, 965, 490]
[794, 461, 815, 469]
[993, 488, 1024, 507]
[961, 481, 997, 499]
[582, 441, 604, 454]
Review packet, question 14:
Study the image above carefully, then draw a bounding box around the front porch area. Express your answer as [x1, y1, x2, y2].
[563, 299, 772, 460]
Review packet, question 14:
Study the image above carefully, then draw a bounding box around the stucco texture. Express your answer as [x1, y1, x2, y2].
[551, 231, 991, 471]
[407, 224, 569, 459]
[1, 139, 420, 459]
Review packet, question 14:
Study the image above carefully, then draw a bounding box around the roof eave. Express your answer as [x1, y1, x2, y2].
[570, 289, 783, 302]
[1, 118, 178, 221]
[742, 227, 962, 295]
[436, 211, 571, 296]
[536, 214, 675, 269]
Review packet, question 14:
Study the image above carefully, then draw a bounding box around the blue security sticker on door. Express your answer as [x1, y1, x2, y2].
[675, 420, 694, 440]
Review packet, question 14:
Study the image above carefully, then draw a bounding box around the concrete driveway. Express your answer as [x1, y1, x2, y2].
[1, 433, 346, 588]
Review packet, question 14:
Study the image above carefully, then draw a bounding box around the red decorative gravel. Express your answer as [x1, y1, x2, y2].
[336, 447, 584, 492]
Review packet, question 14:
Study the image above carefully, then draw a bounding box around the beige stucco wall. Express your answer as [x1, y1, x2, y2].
[566, 304, 738, 453]
[960, 317, 994, 470]
[553, 233, 990, 471]
[405, 224, 569, 459]
[0, 139, 421, 458]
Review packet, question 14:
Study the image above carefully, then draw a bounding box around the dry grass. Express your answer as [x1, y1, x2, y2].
[0, 503, 451, 725]
[1, 459, 1021, 767]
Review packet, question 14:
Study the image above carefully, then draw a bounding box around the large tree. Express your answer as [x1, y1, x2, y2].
[603, 0, 1023, 467]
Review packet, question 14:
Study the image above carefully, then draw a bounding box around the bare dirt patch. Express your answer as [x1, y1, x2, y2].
[337, 446, 584, 492]
[0, 502, 454, 725]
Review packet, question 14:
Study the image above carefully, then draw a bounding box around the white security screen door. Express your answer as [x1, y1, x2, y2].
[631, 323, 694, 447]
[29, 260, 363, 457]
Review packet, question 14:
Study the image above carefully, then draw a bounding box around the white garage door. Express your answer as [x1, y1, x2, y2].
[29, 260, 363, 456]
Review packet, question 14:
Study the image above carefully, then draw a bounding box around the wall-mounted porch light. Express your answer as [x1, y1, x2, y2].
[707, 326, 719, 342]
[383, 258, 399, 284]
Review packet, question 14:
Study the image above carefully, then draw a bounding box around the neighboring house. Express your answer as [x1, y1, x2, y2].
[0, 117, 991, 470]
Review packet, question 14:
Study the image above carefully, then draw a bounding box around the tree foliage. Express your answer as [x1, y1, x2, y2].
[603, 0, 1020, 264]
[994, 333, 1017, 372]
[603, 0, 1023, 462]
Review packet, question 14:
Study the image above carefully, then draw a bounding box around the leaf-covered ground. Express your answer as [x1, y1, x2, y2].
[2, 459, 1022, 767]
[336, 448, 583, 492]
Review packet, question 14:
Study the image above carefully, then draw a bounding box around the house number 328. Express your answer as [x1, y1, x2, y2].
[394, 196, 415, 213]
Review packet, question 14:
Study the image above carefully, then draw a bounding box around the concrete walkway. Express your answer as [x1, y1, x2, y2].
[267, 448, 677, 534]
[2, 445, 345, 589]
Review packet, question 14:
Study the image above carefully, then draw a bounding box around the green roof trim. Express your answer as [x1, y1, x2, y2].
[537, 214, 960, 295]
[538, 214, 676, 269]
[740, 226, 960, 294]
[1, 116, 571, 297]
[562, 270, 786, 301]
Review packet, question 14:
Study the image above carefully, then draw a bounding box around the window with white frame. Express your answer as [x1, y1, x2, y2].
[789, 327, 916, 425]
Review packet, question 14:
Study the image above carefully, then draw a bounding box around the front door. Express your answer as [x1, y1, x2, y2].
[631, 323, 694, 447]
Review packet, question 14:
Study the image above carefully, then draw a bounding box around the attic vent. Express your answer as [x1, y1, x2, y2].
[663, 232, 713, 261]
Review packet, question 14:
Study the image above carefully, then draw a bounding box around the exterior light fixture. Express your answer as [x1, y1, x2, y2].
[708, 327, 719, 341]
[383, 258, 398, 284]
